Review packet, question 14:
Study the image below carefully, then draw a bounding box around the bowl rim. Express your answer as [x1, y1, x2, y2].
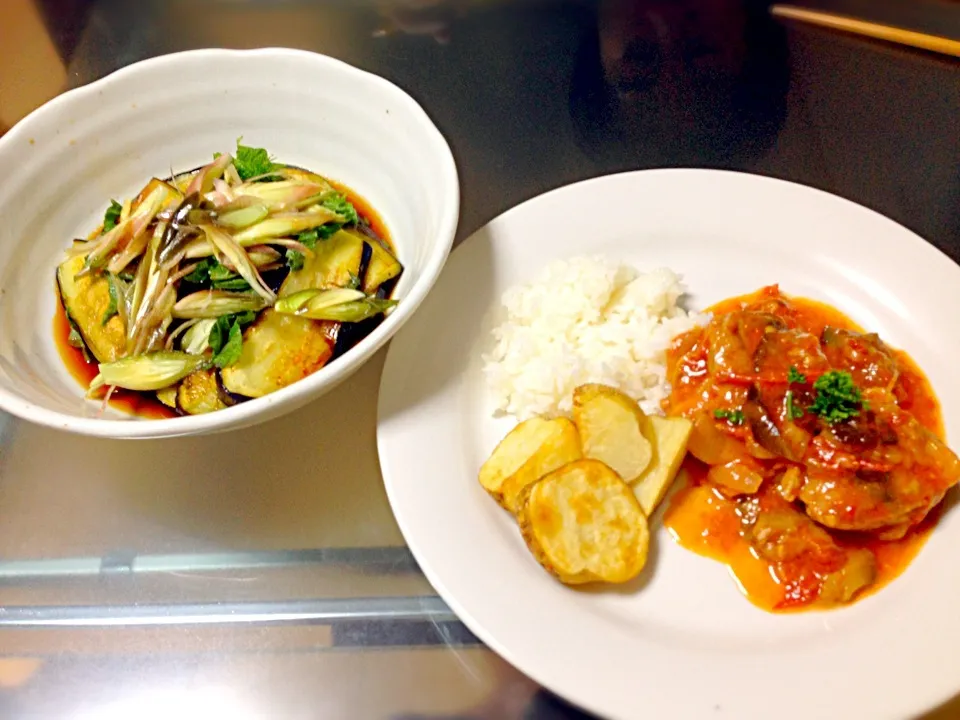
[0, 47, 459, 438]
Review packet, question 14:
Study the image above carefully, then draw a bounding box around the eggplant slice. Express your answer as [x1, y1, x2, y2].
[220, 309, 334, 398]
[177, 369, 227, 415]
[156, 385, 179, 409]
[59, 161, 403, 414]
[279, 229, 366, 296]
[361, 233, 402, 294]
[354, 225, 403, 293]
[57, 253, 126, 363]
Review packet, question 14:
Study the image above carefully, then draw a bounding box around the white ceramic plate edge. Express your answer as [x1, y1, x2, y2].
[377, 169, 960, 720]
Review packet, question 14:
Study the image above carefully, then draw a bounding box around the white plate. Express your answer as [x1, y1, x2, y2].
[377, 170, 960, 720]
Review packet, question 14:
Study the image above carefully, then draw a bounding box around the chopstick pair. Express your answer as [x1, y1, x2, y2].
[771, 4, 960, 59]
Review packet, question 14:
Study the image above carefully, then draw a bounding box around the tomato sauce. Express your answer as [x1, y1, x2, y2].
[665, 459, 939, 612]
[663, 287, 948, 612]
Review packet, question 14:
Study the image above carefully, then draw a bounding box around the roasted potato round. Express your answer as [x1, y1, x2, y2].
[573, 383, 653, 483]
[517, 459, 650, 585]
[478, 416, 582, 513]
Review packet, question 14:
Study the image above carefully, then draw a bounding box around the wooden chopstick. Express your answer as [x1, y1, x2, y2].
[771, 5, 960, 59]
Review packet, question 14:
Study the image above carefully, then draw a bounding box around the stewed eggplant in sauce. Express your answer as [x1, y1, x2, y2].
[663, 285, 960, 610]
[54, 142, 402, 417]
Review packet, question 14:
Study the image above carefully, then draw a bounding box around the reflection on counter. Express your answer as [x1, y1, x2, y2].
[570, 0, 789, 169]
[0, 350, 406, 558]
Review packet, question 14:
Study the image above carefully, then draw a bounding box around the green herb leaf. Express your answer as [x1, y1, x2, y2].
[209, 311, 257, 368]
[234, 141, 276, 181]
[101, 273, 120, 326]
[102, 200, 122, 234]
[285, 226, 329, 271]
[787, 366, 807, 384]
[212, 320, 244, 368]
[320, 193, 359, 225]
[213, 277, 253, 292]
[184, 259, 251, 291]
[208, 264, 235, 283]
[206, 262, 251, 292]
[298, 228, 319, 248]
[208, 315, 229, 355]
[785, 391, 804, 420]
[296, 222, 341, 251]
[285, 249, 305, 271]
[713, 408, 744, 425]
[185, 258, 216, 285]
[808, 370, 863, 424]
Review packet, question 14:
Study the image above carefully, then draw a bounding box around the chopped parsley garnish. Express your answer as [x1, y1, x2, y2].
[209, 311, 257, 368]
[785, 390, 804, 420]
[787, 366, 807, 384]
[714, 408, 744, 425]
[808, 370, 863, 424]
[102, 200, 122, 233]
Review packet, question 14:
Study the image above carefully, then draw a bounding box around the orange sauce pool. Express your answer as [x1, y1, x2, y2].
[53, 179, 391, 419]
[663, 288, 945, 612]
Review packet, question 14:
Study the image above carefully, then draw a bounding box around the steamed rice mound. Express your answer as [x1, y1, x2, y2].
[482, 256, 709, 420]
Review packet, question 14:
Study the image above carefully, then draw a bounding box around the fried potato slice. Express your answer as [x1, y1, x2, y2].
[518, 459, 649, 585]
[479, 416, 582, 513]
[632, 415, 693, 515]
[573, 384, 653, 483]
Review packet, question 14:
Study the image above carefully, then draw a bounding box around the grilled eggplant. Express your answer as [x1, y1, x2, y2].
[361, 232, 402, 294]
[54, 142, 401, 418]
[156, 385, 178, 409]
[56, 253, 126, 363]
[220, 309, 334, 398]
[177, 369, 227, 415]
[280, 229, 366, 295]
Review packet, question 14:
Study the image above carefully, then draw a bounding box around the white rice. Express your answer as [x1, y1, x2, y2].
[482, 255, 709, 420]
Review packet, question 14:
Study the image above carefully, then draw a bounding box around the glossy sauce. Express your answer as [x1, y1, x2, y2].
[53, 292, 177, 419]
[663, 288, 945, 612]
[53, 179, 391, 419]
[332, 180, 392, 249]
